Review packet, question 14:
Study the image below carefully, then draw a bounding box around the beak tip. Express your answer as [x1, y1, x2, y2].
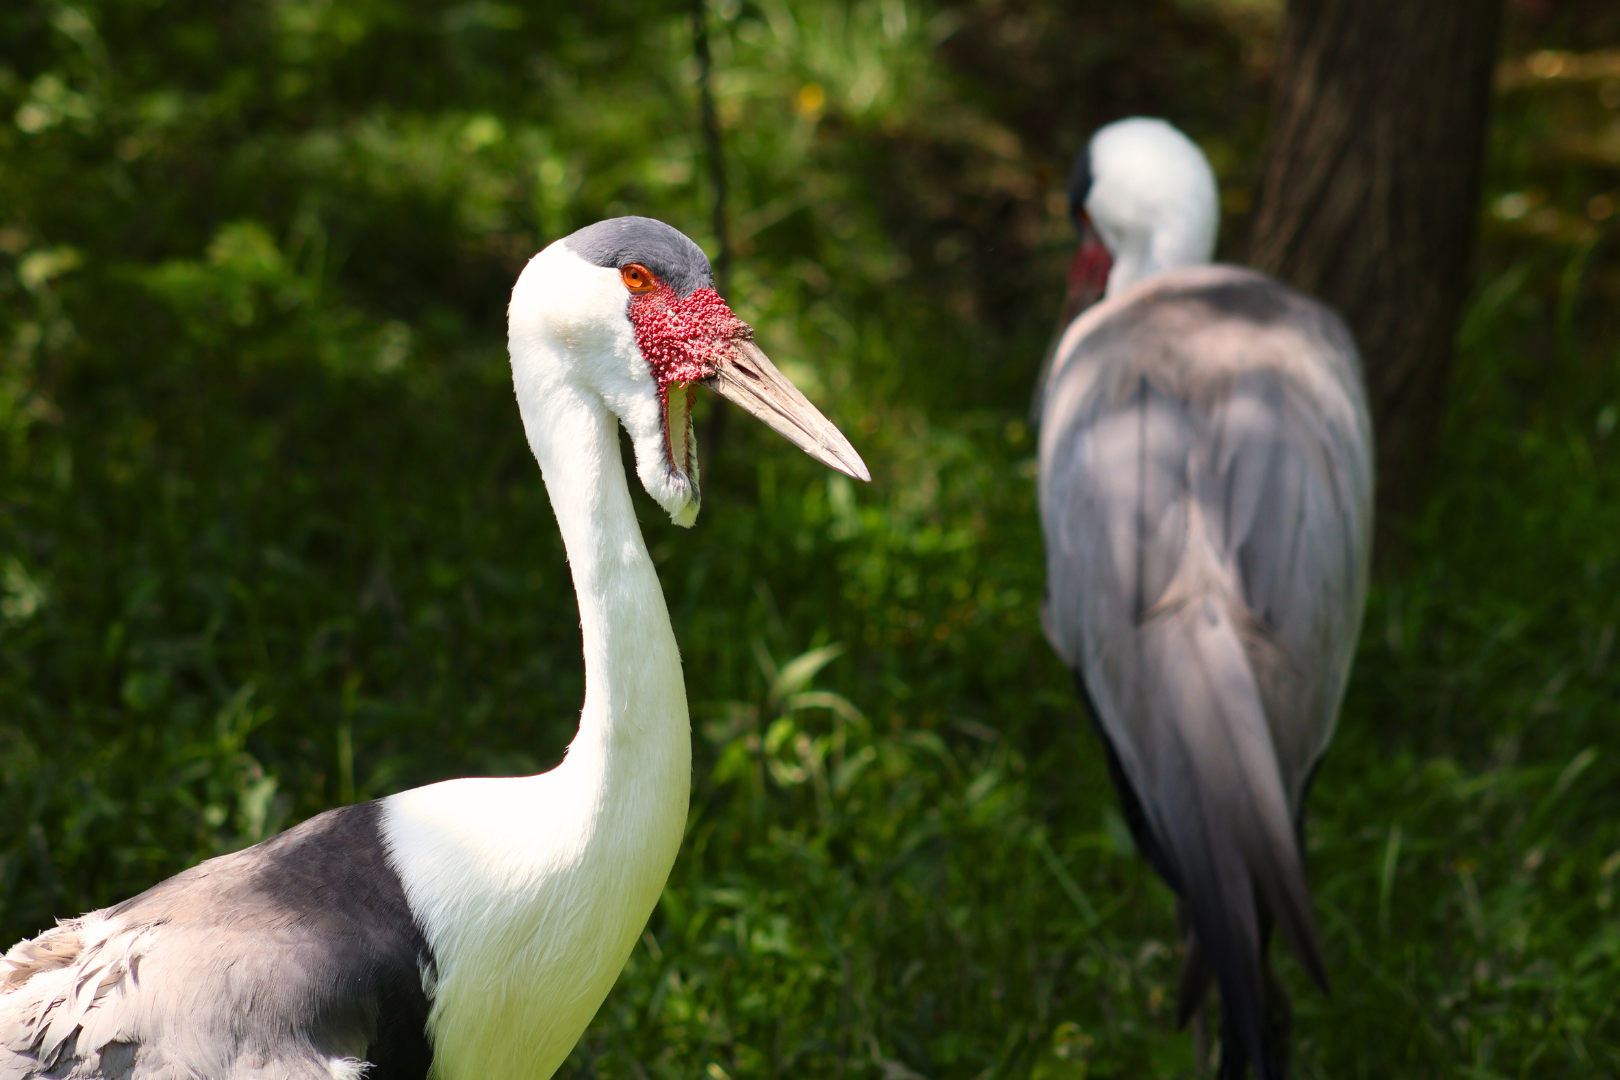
[823, 438, 870, 482]
[711, 341, 873, 483]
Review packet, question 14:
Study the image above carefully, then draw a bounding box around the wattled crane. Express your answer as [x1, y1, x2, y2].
[0, 217, 868, 1080]
[1035, 119, 1372, 1079]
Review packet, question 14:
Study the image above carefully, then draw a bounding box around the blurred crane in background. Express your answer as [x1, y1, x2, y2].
[1034, 119, 1373, 1080]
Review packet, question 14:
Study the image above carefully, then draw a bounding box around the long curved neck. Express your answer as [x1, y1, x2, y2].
[516, 373, 689, 789]
[378, 355, 693, 1080]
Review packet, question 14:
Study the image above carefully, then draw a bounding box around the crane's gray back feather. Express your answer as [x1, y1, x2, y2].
[1038, 264, 1371, 1077]
[0, 802, 434, 1080]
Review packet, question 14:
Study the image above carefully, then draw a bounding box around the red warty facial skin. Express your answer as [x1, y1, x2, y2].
[628, 282, 752, 397]
[1068, 219, 1113, 302]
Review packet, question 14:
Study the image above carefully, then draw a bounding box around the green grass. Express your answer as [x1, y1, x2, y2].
[1, 1, 1618, 1076]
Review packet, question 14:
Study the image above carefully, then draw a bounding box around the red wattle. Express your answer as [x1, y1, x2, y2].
[1068, 235, 1113, 299]
[628, 284, 751, 397]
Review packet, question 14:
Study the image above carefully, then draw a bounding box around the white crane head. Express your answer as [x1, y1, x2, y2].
[509, 217, 868, 527]
[1066, 117, 1219, 303]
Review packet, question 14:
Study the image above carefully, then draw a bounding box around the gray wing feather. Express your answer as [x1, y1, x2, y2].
[1039, 264, 1371, 1062]
[0, 903, 358, 1080]
[0, 803, 426, 1080]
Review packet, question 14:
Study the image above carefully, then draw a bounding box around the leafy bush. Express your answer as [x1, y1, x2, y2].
[0, 0, 1616, 1076]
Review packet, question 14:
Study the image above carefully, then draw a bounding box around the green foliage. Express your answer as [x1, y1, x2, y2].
[1, 0, 1618, 1077]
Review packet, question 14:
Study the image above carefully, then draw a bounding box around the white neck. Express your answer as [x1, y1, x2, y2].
[381, 324, 692, 1080]
[520, 372, 689, 777]
[1098, 206, 1217, 297]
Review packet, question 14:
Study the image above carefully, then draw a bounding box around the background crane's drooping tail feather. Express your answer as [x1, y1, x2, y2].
[1076, 592, 1325, 1080]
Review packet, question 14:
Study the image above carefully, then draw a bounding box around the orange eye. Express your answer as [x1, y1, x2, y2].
[621, 264, 656, 293]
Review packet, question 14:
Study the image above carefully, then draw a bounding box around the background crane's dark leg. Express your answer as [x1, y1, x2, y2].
[1263, 915, 1294, 1080]
[1177, 900, 1215, 1077]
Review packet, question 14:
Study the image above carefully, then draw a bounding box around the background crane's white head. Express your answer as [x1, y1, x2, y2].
[1065, 117, 1219, 305]
[509, 217, 868, 527]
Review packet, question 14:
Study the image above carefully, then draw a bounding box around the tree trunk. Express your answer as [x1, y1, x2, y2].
[1248, 0, 1504, 540]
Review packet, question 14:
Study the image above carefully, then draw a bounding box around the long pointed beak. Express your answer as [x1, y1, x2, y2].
[706, 339, 871, 482]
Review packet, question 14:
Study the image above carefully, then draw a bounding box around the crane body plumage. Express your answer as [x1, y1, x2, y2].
[1039, 121, 1372, 1080]
[0, 217, 867, 1080]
